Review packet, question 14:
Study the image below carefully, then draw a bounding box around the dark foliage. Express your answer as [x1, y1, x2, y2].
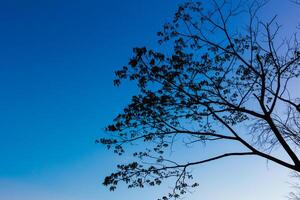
[98, 0, 300, 199]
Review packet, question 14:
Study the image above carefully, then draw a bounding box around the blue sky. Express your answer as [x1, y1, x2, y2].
[0, 0, 299, 200]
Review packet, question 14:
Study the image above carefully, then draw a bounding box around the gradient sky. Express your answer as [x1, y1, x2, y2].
[0, 0, 299, 200]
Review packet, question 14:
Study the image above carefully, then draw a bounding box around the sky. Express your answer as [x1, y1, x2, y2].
[0, 0, 299, 200]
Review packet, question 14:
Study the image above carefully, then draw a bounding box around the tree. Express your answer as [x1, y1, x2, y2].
[98, 0, 300, 199]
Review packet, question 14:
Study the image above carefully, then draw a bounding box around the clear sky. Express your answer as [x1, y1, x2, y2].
[0, 0, 299, 200]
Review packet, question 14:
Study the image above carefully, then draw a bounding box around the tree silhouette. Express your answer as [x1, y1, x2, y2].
[98, 0, 300, 199]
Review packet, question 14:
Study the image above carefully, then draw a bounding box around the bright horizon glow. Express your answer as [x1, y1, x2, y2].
[0, 0, 299, 200]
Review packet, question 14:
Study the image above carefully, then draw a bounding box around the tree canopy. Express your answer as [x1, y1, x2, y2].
[98, 0, 300, 199]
